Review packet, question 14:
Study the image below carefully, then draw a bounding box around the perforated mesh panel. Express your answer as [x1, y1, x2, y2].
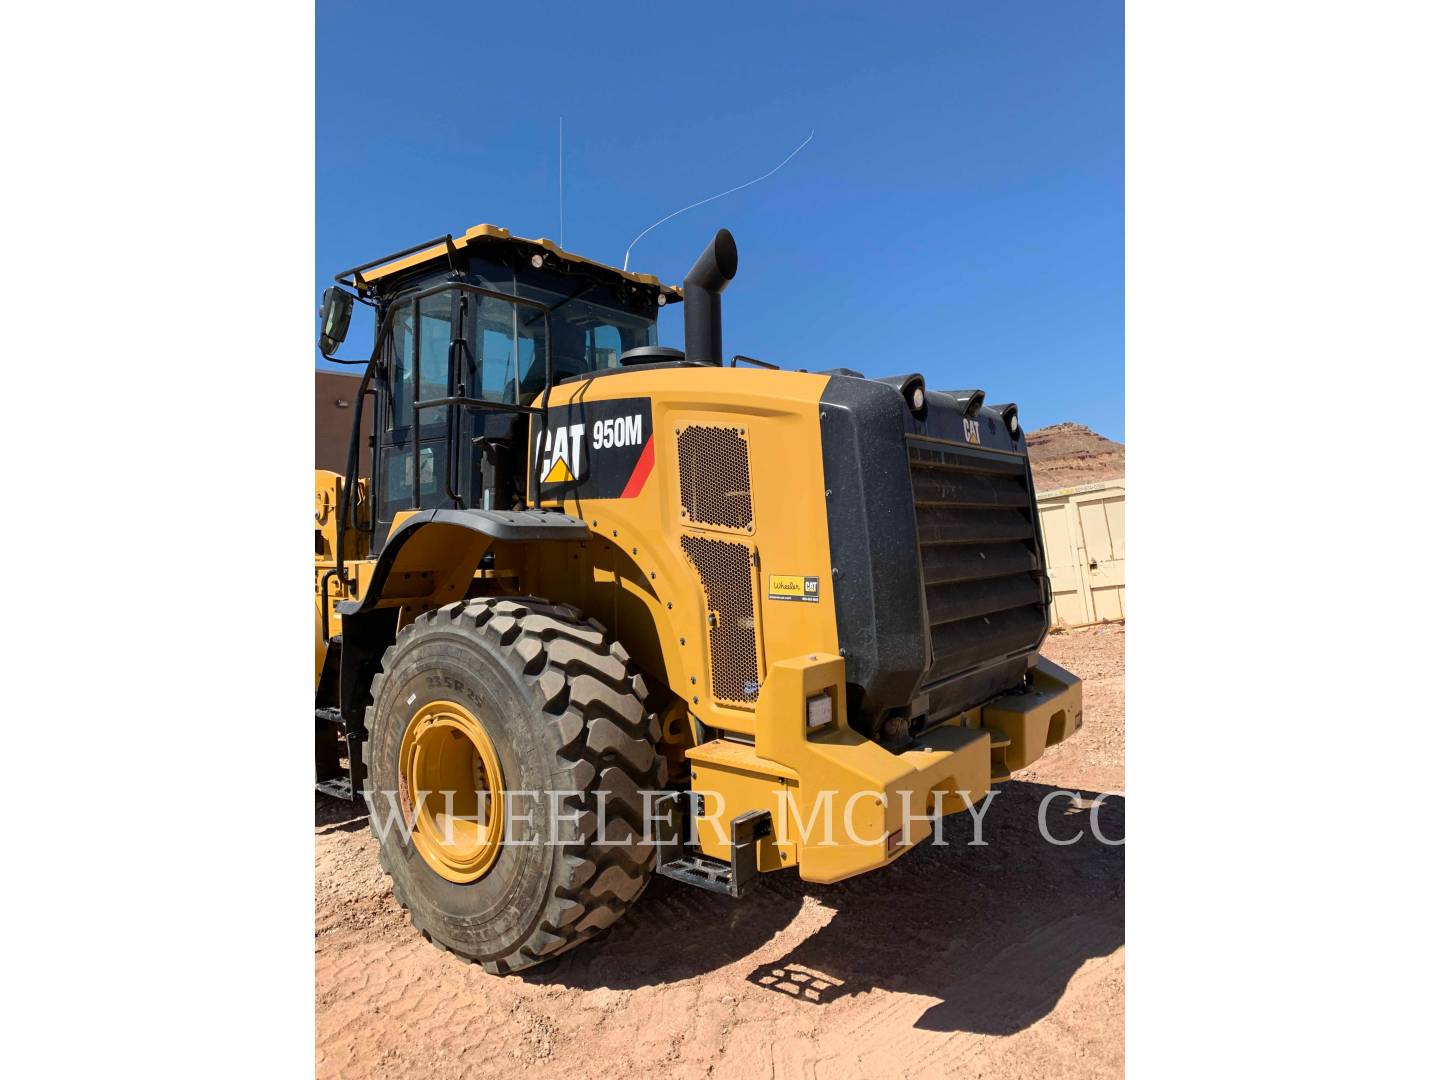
[680, 534, 759, 705]
[678, 426, 753, 531]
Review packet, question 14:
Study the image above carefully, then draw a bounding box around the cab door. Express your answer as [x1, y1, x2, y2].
[374, 291, 456, 545]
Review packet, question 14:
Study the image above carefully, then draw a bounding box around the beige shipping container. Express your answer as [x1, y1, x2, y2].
[1036, 479, 1125, 628]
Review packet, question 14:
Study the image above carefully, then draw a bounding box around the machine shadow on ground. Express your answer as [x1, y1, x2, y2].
[532, 780, 1124, 1036]
[315, 792, 372, 836]
[315, 779, 1123, 1036]
[746, 781, 1123, 1035]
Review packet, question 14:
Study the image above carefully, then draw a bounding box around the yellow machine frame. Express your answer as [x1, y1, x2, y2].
[316, 361, 1081, 883]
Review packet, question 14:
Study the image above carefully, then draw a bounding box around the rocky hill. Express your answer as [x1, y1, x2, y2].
[1027, 422, 1125, 492]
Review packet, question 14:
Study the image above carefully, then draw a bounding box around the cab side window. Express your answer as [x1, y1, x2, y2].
[467, 295, 547, 405]
[387, 305, 414, 427]
[416, 294, 451, 407]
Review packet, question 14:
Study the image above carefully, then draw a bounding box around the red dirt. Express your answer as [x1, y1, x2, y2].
[316, 624, 1124, 1079]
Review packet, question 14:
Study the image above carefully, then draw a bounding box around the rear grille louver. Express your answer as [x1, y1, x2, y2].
[908, 441, 1048, 692]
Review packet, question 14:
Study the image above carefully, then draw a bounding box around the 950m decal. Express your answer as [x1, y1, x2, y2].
[769, 574, 821, 602]
[533, 397, 655, 500]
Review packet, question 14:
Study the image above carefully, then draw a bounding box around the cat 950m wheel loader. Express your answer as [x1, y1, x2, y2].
[314, 223, 1082, 973]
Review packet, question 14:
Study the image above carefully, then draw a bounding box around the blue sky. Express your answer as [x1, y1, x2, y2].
[318, 1, 1122, 438]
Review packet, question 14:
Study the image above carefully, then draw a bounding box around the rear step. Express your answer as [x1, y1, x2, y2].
[653, 791, 770, 898]
[983, 726, 1013, 782]
[315, 706, 364, 803]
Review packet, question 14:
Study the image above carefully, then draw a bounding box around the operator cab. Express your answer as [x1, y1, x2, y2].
[319, 225, 682, 550]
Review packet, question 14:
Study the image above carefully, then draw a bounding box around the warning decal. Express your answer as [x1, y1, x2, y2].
[533, 396, 654, 501]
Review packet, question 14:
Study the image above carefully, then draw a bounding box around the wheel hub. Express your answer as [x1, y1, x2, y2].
[398, 700, 505, 883]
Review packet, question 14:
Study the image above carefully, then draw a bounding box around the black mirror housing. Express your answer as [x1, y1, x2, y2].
[317, 286, 353, 357]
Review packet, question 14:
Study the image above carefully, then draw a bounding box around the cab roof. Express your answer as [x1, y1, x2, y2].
[335, 222, 684, 300]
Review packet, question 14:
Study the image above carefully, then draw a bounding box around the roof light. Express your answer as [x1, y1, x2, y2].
[657, 294, 667, 306]
[997, 403, 1019, 436]
[530, 253, 544, 269]
[909, 384, 926, 413]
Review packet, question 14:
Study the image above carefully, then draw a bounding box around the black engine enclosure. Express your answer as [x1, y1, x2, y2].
[818, 375, 1050, 736]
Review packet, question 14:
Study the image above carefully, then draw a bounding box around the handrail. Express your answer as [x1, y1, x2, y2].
[334, 234, 452, 289]
[413, 396, 541, 415]
[731, 353, 779, 370]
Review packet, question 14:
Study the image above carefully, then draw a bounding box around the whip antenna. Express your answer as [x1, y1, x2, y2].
[622, 130, 813, 271]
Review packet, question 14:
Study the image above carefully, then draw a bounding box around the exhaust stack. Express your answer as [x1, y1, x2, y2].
[683, 228, 738, 365]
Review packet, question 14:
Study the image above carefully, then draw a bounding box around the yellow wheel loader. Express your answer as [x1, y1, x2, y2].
[314, 223, 1082, 973]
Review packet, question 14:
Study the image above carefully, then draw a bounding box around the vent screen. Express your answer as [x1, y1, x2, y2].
[678, 426, 753, 531]
[681, 534, 759, 704]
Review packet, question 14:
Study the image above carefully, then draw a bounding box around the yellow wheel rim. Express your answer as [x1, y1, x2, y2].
[398, 699, 506, 883]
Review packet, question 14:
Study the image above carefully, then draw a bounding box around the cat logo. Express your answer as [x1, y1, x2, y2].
[536, 423, 587, 484]
[962, 417, 982, 445]
[532, 398, 655, 499]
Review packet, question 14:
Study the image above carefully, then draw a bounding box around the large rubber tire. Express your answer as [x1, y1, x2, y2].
[361, 597, 666, 974]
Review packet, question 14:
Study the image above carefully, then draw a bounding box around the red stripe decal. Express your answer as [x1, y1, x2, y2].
[619, 434, 655, 498]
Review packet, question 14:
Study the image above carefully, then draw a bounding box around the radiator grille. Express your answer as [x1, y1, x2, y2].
[680, 534, 759, 705]
[678, 425, 753, 531]
[908, 441, 1048, 693]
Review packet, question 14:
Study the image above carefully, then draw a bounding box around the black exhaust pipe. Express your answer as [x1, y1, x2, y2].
[683, 228, 738, 365]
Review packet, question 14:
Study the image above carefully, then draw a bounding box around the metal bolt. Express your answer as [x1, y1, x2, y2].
[692, 696, 699, 704]
[650, 571, 657, 580]
[832, 567, 840, 577]
[680, 637, 686, 646]
[690, 676, 697, 685]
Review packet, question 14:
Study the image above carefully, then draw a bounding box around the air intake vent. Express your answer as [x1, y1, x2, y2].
[680, 534, 760, 705]
[678, 425, 753, 531]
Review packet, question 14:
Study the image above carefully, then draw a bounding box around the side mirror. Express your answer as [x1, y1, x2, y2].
[317, 287, 353, 357]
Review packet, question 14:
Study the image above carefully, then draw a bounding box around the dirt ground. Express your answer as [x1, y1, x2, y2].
[316, 623, 1124, 1079]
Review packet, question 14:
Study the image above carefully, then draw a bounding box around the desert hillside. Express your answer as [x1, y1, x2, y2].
[1027, 422, 1125, 491]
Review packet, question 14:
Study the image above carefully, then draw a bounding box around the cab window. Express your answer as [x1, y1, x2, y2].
[465, 294, 548, 405]
[386, 294, 453, 427]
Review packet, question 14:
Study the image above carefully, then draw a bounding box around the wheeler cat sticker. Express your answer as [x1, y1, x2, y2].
[768, 574, 822, 602]
[533, 396, 655, 500]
